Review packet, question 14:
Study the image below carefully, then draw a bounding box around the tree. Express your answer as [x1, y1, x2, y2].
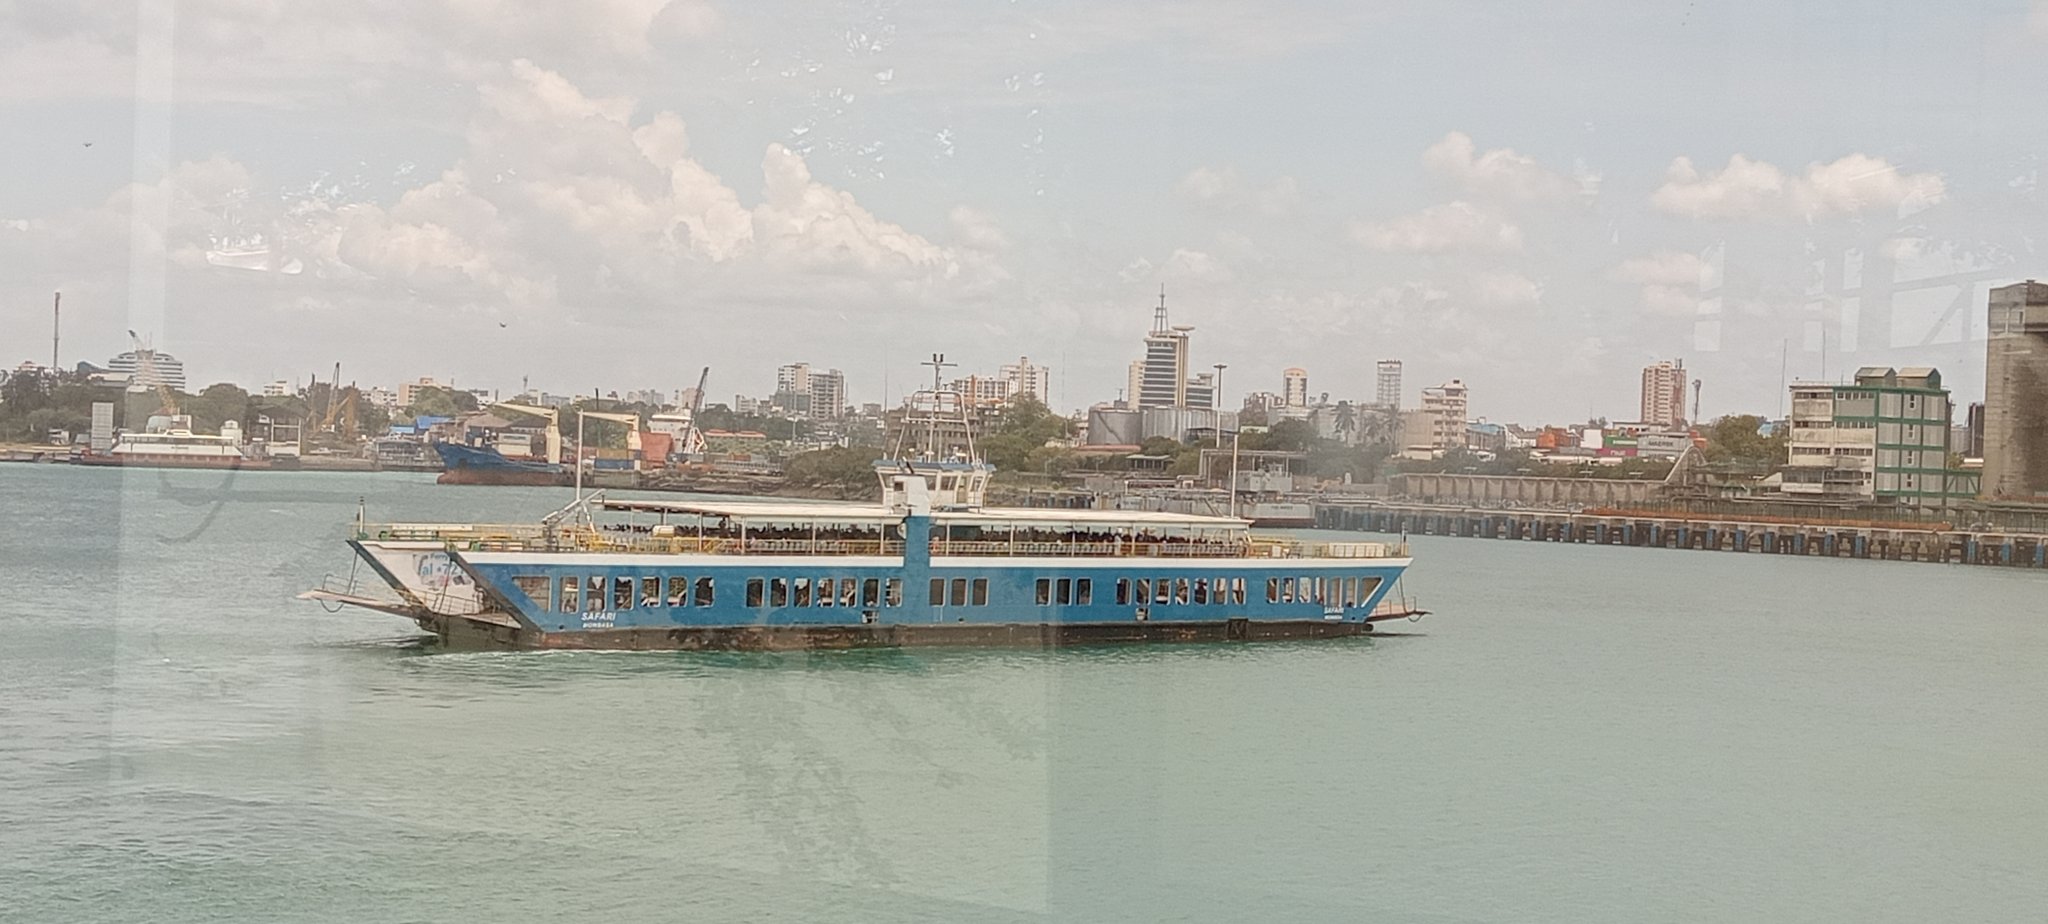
[185, 383, 250, 434]
[406, 386, 478, 418]
[981, 396, 1073, 473]
[784, 446, 882, 490]
[1703, 414, 1785, 467]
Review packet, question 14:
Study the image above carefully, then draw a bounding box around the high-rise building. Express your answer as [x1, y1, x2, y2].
[261, 380, 291, 398]
[773, 363, 846, 419]
[1640, 359, 1688, 429]
[397, 377, 447, 409]
[1281, 368, 1309, 408]
[808, 368, 846, 420]
[1375, 359, 1402, 410]
[1185, 372, 1216, 411]
[1000, 356, 1050, 402]
[1783, 366, 1970, 506]
[1136, 295, 1193, 409]
[1983, 280, 2048, 498]
[1420, 380, 1469, 450]
[107, 349, 187, 391]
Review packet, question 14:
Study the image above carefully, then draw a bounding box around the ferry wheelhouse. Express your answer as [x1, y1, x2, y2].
[303, 388, 1421, 649]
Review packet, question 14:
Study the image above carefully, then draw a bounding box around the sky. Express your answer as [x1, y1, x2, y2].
[2, 0, 2045, 422]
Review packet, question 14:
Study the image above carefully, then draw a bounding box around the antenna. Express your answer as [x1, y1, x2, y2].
[51, 292, 60, 373]
[920, 353, 955, 392]
[1691, 379, 1702, 426]
[1153, 285, 1169, 334]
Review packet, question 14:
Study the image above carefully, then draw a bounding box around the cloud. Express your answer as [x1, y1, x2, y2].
[1163, 248, 1232, 282]
[1651, 153, 1945, 220]
[1350, 201, 1523, 253]
[6, 60, 999, 341]
[1422, 132, 1580, 202]
[1469, 270, 1542, 307]
[0, 0, 719, 103]
[1610, 250, 1710, 317]
[1174, 166, 1300, 216]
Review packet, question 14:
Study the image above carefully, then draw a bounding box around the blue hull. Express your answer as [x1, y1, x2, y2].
[432, 441, 567, 486]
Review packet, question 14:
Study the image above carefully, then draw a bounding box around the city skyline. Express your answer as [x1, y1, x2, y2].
[4, 3, 2046, 420]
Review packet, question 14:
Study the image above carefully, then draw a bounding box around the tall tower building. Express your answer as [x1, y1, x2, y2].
[1983, 280, 2048, 498]
[1375, 359, 1402, 410]
[1132, 288, 1198, 409]
[1282, 368, 1309, 408]
[1640, 359, 1688, 429]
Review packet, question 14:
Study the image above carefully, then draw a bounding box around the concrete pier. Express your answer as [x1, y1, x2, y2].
[1313, 501, 2048, 569]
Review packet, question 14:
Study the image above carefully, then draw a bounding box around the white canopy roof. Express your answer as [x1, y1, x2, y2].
[599, 498, 1249, 530]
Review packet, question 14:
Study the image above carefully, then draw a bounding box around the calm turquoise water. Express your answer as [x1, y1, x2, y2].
[3, 464, 2046, 922]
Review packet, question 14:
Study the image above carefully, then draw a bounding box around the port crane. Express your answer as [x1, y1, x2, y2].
[491, 402, 566, 464]
[126, 330, 180, 419]
[680, 366, 709, 456]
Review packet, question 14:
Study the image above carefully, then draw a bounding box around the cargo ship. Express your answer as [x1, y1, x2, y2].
[306, 389, 1423, 650]
[432, 441, 568, 487]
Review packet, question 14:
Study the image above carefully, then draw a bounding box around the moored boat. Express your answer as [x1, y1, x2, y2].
[75, 421, 270, 470]
[432, 441, 569, 486]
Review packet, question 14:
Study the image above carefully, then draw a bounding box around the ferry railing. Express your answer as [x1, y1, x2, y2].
[361, 524, 1406, 560]
[1248, 537, 1408, 559]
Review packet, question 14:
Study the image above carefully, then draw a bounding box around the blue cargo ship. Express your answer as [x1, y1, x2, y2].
[306, 389, 1421, 649]
[432, 440, 568, 486]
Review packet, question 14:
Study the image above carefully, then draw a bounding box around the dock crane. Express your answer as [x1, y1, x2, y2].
[491, 402, 565, 464]
[126, 330, 180, 418]
[680, 366, 710, 456]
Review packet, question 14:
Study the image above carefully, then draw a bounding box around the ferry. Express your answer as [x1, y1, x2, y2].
[75, 418, 270, 470]
[303, 390, 1423, 650]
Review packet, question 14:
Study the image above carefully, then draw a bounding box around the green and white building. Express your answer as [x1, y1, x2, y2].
[1783, 366, 1978, 506]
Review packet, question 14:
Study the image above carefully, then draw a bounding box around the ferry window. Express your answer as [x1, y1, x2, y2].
[614, 577, 634, 610]
[1193, 579, 1208, 605]
[745, 579, 764, 608]
[861, 578, 880, 608]
[1134, 579, 1149, 604]
[1075, 579, 1091, 606]
[950, 578, 968, 606]
[588, 576, 606, 611]
[793, 578, 811, 607]
[1035, 579, 1052, 605]
[972, 578, 989, 606]
[1175, 579, 1189, 604]
[1232, 579, 1246, 605]
[841, 581, 858, 607]
[513, 576, 549, 608]
[1281, 578, 1295, 603]
[695, 577, 716, 607]
[667, 577, 689, 607]
[819, 578, 836, 606]
[770, 578, 788, 607]
[1359, 577, 1382, 601]
[560, 578, 579, 613]
[1116, 579, 1130, 605]
[1266, 578, 1279, 604]
[641, 577, 660, 608]
[930, 578, 946, 606]
[1055, 578, 1071, 606]
[1154, 578, 1171, 604]
[886, 579, 903, 607]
